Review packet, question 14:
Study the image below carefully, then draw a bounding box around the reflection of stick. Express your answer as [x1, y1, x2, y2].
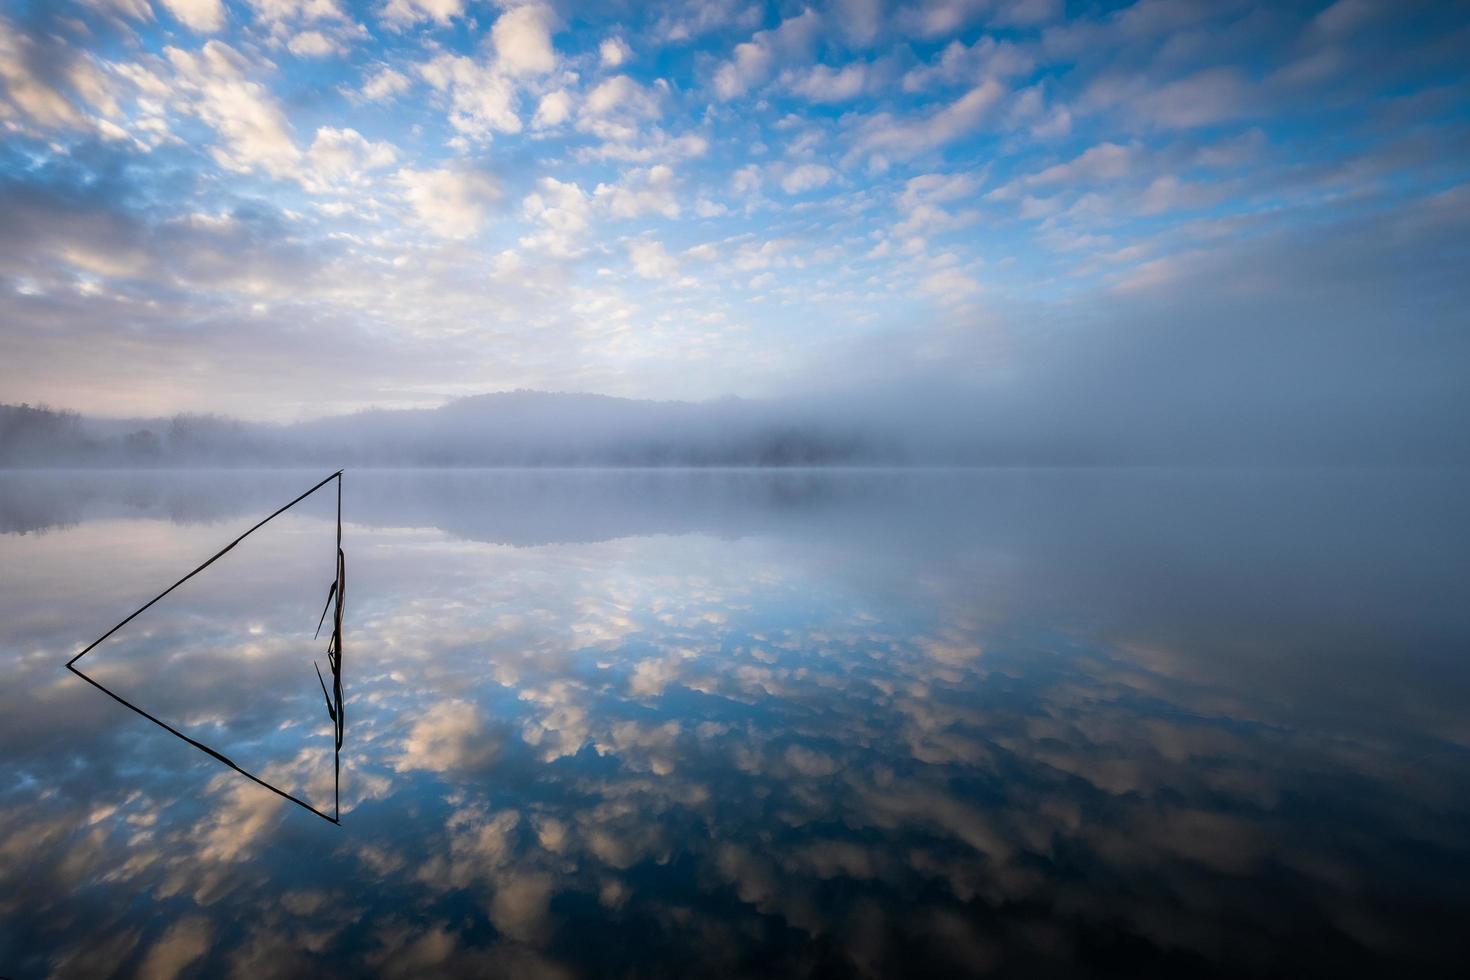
[67, 471, 347, 826]
[314, 472, 347, 820]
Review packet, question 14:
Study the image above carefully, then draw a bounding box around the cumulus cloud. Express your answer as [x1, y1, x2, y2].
[901, 0, 1060, 37]
[785, 63, 870, 103]
[989, 141, 1135, 200]
[520, 176, 592, 256]
[518, 165, 681, 256]
[491, 3, 558, 77]
[599, 36, 632, 68]
[628, 239, 678, 280]
[594, 164, 679, 219]
[165, 41, 302, 177]
[248, 0, 351, 26]
[287, 30, 341, 58]
[378, 0, 463, 28]
[895, 171, 982, 234]
[418, 52, 522, 139]
[0, 19, 97, 130]
[577, 74, 662, 145]
[853, 78, 1006, 160]
[583, 75, 660, 120]
[532, 89, 571, 128]
[361, 65, 411, 100]
[304, 126, 397, 191]
[780, 163, 836, 194]
[919, 266, 982, 304]
[396, 166, 500, 238]
[160, 0, 227, 33]
[1085, 67, 1251, 130]
[901, 36, 1033, 92]
[713, 9, 822, 99]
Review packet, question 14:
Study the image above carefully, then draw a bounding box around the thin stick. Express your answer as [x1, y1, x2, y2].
[66, 470, 343, 669]
[65, 662, 339, 825]
[68, 471, 346, 826]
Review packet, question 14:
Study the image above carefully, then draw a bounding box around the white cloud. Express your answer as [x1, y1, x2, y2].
[731, 163, 763, 197]
[419, 52, 522, 140]
[629, 239, 678, 280]
[361, 66, 411, 101]
[786, 64, 868, 103]
[895, 171, 981, 234]
[79, 0, 155, 19]
[853, 78, 1005, 160]
[165, 41, 302, 178]
[492, 4, 558, 78]
[834, 0, 883, 45]
[1136, 175, 1218, 216]
[0, 21, 90, 129]
[1006, 83, 1072, 139]
[780, 163, 835, 194]
[287, 30, 341, 57]
[920, 267, 982, 303]
[1133, 68, 1249, 129]
[160, 0, 226, 33]
[575, 130, 707, 164]
[304, 126, 396, 192]
[901, 37, 1032, 93]
[520, 177, 592, 256]
[713, 9, 822, 100]
[1018, 193, 1061, 219]
[599, 37, 632, 68]
[378, 0, 463, 28]
[578, 74, 662, 144]
[1194, 128, 1265, 169]
[396, 166, 500, 238]
[899, 0, 1059, 37]
[1026, 141, 1133, 187]
[532, 90, 571, 129]
[249, 0, 349, 21]
[1084, 68, 1249, 130]
[655, 0, 761, 44]
[583, 75, 660, 119]
[594, 164, 680, 219]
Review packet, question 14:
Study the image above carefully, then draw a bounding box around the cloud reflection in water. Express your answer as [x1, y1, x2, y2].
[1, 469, 1468, 977]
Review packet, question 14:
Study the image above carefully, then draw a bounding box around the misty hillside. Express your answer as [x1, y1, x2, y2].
[0, 393, 896, 468]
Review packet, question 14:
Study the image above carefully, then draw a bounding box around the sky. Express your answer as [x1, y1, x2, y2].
[0, 0, 1467, 423]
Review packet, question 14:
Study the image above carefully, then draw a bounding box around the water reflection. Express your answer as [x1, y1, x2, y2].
[1, 469, 1468, 977]
[63, 471, 347, 825]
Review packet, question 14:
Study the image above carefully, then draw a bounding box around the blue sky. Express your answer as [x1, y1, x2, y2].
[0, 0, 1467, 420]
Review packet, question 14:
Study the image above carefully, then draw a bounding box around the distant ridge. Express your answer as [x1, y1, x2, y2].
[0, 393, 895, 468]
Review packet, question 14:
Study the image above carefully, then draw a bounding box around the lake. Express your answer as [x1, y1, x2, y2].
[2, 468, 1468, 978]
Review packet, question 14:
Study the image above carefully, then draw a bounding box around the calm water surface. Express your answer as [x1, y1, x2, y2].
[1, 468, 1468, 978]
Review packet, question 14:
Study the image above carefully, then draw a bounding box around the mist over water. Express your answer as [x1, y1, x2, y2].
[2, 468, 1468, 977]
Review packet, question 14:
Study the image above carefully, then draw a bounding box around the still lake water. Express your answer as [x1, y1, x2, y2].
[1, 468, 1468, 978]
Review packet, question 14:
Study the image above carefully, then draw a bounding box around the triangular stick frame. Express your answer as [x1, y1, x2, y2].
[66, 470, 346, 826]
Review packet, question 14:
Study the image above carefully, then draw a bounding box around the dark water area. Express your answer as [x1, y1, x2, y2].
[1, 468, 1468, 978]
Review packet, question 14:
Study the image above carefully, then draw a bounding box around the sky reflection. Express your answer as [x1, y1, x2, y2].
[2, 469, 1469, 977]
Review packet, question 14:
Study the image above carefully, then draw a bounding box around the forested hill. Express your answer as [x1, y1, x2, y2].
[0, 393, 894, 467]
